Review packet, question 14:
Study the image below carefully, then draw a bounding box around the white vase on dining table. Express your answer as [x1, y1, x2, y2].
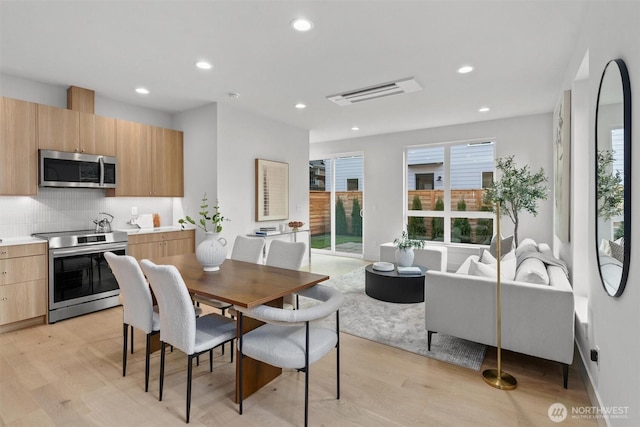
[196, 232, 227, 271]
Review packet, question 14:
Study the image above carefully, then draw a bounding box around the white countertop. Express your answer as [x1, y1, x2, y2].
[1, 227, 189, 246]
[116, 226, 185, 235]
[0, 236, 47, 247]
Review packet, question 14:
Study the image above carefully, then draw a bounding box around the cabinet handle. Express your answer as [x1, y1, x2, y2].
[0, 251, 7, 254]
[2, 271, 7, 275]
[1, 297, 7, 301]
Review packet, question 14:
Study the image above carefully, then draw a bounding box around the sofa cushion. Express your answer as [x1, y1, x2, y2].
[514, 257, 550, 285]
[515, 238, 538, 258]
[489, 234, 514, 258]
[469, 251, 516, 280]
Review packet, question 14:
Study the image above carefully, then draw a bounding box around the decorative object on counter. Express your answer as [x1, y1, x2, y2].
[393, 231, 426, 267]
[179, 193, 229, 271]
[130, 214, 154, 229]
[482, 155, 548, 247]
[93, 212, 114, 233]
[288, 221, 304, 232]
[152, 213, 161, 228]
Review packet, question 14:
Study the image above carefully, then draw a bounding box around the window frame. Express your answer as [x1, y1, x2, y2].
[404, 139, 495, 246]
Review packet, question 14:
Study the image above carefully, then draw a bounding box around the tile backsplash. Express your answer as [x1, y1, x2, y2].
[0, 188, 175, 238]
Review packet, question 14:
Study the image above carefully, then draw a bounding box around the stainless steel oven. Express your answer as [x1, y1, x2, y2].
[33, 230, 128, 323]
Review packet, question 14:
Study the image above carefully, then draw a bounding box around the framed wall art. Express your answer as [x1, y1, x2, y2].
[553, 90, 571, 243]
[255, 159, 289, 221]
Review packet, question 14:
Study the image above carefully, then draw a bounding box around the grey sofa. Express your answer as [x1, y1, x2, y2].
[425, 242, 574, 388]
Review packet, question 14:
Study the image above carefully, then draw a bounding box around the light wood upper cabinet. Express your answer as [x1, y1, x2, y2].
[37, 104, 80, 152]
[90, 115, 116, 156]
[109, 119, 152, 197]
[0, 97, 38, 195]
[108, 120, 184, 197]
[37, 104, 114, 156]
[152, 127, 184, 197]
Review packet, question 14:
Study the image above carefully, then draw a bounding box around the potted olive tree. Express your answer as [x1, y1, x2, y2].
[393, 231, 426, 267]
[482, 155, 548, 247]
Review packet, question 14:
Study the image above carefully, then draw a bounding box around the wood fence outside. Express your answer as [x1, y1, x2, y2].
[309, 189, 491, 240]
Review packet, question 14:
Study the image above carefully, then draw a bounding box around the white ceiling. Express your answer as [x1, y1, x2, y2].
[0, 1, 589, 143]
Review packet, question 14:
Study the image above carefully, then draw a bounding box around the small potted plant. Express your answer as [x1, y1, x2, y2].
[393, 231, 426, 267]
[179, 193, 230, 271]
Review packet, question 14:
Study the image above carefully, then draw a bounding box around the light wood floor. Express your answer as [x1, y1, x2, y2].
[0, 254, 596, 426]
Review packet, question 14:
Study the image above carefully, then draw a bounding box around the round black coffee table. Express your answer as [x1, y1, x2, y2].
[365, 264, 427, 303]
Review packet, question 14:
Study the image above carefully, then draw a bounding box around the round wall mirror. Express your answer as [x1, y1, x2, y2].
[595, 59, 631, 297]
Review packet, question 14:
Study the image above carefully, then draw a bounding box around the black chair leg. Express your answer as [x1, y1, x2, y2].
[238, 314, 244, 415]
[145, 333, 151, 392]
[209, 349, 213, 372]
[305, 321, 310, 427]
[562, 363, 569, 389]
[130, 325, 134, 354]
[159, 341, 166, 401]
[336, 311, 340, 399]
[187, 354, 194, 423]
[427, 330, 436, 351]
[122, 323, 128, 377]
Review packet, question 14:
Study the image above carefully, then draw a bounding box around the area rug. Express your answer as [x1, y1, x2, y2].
[302, 266, 487, 371]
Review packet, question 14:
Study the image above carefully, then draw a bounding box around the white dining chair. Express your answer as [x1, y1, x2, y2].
[104, 252, 159, 392]
[266, 240, 306, 309]
[235, 284, 344, 426]
[140, 259, 236, 424]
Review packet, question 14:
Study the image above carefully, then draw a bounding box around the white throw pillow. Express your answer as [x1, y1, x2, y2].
[469, 254, 516, 280]
[514, 258, 550, 285]
[468, 259, 498, 278]
[479, 249, 516, 280]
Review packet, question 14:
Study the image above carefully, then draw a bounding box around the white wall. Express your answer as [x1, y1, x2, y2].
[216, 103, 310, 260]
[172, 102, 218, 237]
[558, 2, 639, 425]
[310, 113, 553, 261]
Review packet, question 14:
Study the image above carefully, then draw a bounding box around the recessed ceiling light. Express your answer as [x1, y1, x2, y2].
[135, 87, 149, 95]
[295, 103, 307, 109]
[478, 107, 490, 112]
[291, 18, 313, 32]
[458, 65, 474, 74]
[195, 61, 212, 70]
[351, 126, 360, 131]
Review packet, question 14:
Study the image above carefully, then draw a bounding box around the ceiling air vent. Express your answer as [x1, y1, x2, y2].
[327, 77, 422, 106]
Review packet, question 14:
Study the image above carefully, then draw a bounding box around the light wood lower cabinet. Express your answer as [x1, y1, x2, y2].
[127, 230, 195, 260]
[0, 243, 48, 333]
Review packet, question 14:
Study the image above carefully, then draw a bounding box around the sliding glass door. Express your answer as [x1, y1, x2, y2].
[309, 155, 363, 256]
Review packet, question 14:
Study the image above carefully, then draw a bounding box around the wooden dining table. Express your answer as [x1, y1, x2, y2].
[150, 253, 329, 401]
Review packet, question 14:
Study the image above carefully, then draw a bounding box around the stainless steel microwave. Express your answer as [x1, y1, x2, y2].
[39, 149, 117, 188]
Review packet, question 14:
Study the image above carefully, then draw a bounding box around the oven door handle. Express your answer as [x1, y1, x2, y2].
[50, 242, 127, 257]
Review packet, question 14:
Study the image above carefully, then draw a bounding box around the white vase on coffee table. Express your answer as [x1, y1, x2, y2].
[395, 247, 414, 267]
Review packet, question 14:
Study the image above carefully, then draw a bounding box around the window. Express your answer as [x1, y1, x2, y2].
[406, 140, 495, 245]
[482, 171, 493, 189]
[347, 178, 359, 191]
[415, 173, 434, 190]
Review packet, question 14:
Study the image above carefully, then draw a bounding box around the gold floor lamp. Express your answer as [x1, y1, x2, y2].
[482, 203, 517, 390]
